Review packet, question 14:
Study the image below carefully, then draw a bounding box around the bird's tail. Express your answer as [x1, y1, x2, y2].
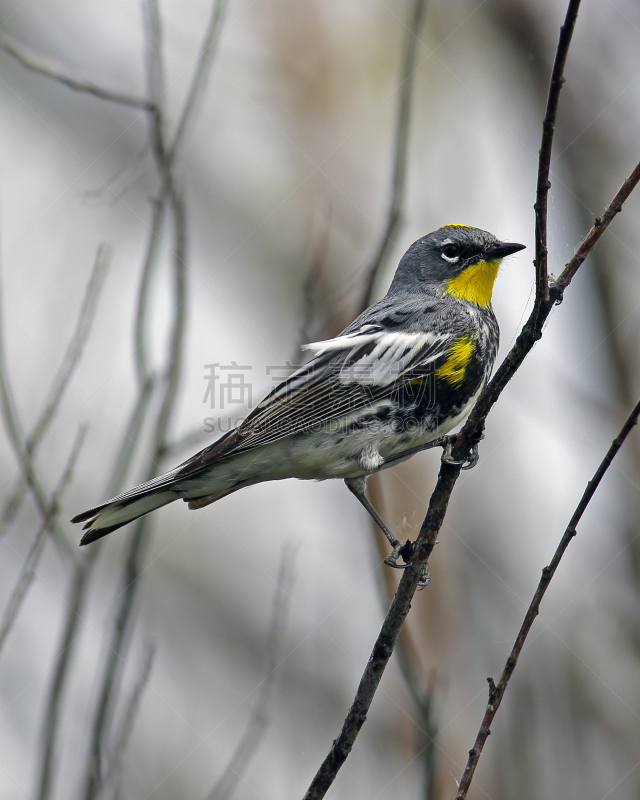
[71, 470, 183, 546]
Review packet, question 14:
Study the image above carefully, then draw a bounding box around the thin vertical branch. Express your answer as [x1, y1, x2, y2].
[0, 425, 86, 655]
[454, 396, 640, 799]
[1, 3, 225, 798]
[36, 561, 89, 800]
[205, 546, 296, 800]
[102, 642, 156, 797]
[133, 195, 167, 385]
[359, 0, 427, 309]
[534, 0, 581, 305]
[80, 190, 188, 800]
[169, 0, 229, 162]
[0, 226, 76, 562]
[366, 483, 440, 800]
[79, 7, 231, 783]
[34, 378, 160, 800]
[298, 201, 332, 349]
[0, 245, 111, 535]
[155, 187, 187, 464]
[80, 513, 150, 800]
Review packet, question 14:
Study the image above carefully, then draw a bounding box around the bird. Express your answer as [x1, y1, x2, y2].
[72, 224, 525, 566]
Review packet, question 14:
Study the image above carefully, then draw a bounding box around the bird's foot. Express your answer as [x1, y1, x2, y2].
[441, 435, 484, 470]
[384, 539, 414, 569]
[386, 542, 430, 588]
[417, 561, 431, 590]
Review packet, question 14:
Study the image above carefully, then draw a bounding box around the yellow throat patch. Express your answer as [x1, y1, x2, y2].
[435, 334, 475, 387]
[445, 259, 500, 306]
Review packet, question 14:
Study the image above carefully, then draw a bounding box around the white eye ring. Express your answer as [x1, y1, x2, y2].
[440, 241, 460, 263]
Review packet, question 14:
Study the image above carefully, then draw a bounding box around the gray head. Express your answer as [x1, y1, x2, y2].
[389, 225, 525, 306]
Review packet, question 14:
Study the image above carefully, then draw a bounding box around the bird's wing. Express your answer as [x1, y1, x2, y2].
[175, 321, 455, 478]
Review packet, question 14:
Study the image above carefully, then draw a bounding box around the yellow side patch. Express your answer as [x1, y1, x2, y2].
[435, 334, 475, 387]
[445, 259, 499, 306]
[440, 223, 473, 229]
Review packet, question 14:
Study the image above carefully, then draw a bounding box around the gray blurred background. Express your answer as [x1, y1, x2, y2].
[1, 0, 640, 798]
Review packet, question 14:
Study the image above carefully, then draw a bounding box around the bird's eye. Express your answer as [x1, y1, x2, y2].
[441, 244, 459, 262]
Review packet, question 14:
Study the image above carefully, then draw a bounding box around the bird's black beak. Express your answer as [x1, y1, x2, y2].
[485, 241, 526, 260]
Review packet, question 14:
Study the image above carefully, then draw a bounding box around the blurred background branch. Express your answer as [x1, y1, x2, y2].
[205, 544, 296, 800]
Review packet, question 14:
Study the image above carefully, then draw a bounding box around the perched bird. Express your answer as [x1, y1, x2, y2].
[72, 225, 524, 564]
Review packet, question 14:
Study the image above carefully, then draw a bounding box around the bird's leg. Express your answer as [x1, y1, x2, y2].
[379, 435, 451, 468]
[344, 477, 413, 568]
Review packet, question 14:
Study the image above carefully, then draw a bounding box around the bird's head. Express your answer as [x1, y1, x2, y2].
[389, 225, 525, 306]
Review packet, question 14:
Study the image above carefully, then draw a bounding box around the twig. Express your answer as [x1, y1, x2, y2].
[79, 7, 229, 778]
[0, 245, 111, 535]
[0, 425, 86, 656]
[103, 642, 156, 797]
[368, 504, 440, 800]
[142, 0, 167, 169]
[80, 188, 188, 800]
[0, 29, 149, 109]
[0, 230, 76, 562]
[454, 396, 640, 798]
[552, 159, 640, 293]
[534, 0, 581, 306]
[205, 545, 296, 800]
[34, 377, 160, 800]
[32, 275, 150, 800]
[9, 2, 223, 796]
[298, 201, 332, 349]
[36, 561, 88, 800]
[169, 0, 229, 162]
[359, 0, 427, 309]
[302, 132, 640, 800]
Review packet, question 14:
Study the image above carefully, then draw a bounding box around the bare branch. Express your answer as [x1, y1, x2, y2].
[169, 0, 229, 163]
[153, 187, 188, 465]
[0, 245, 111, 535]
[0, 29, 149, 109]
[36, 296, 159, 800]
[80, 189, 188, 800]
[359, 0, 428, 310]
[534, 0, 581, 305]
[36, 560, 89, 800]
[455, 395, 640, 798]
[368, 503, 440, 800]
[103, 642, 156, 797]
[205, 545, 296, 800]
[298, 201, 332, 348]
[134, 194, 168, 384]
[143, 0, 167, 165]
[0, 425, 86, 656]
[553, 159, 640, 293]
[302, 456, 453, 800]
[0, 239, 76, 562]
